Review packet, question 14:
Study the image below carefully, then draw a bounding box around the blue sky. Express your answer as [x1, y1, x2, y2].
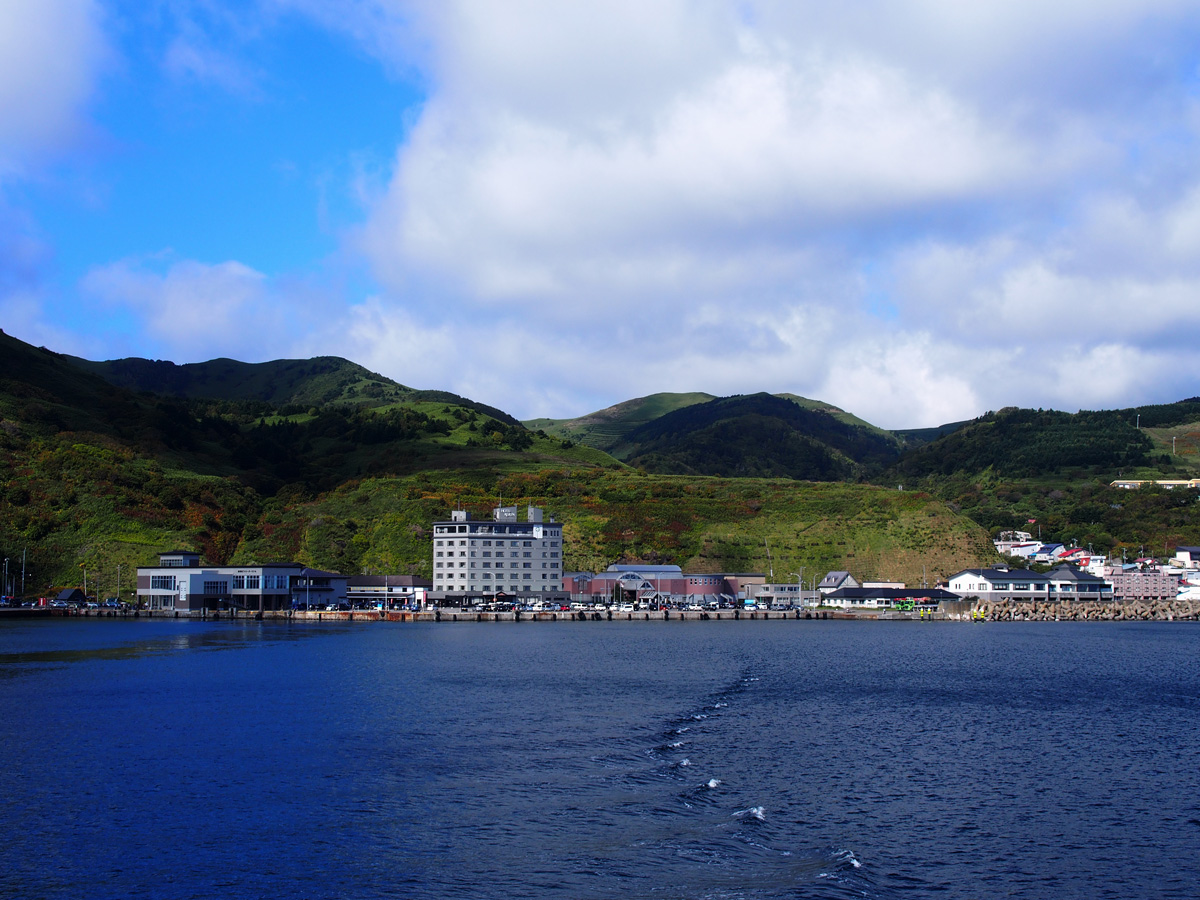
[4, 1, 1200, 428]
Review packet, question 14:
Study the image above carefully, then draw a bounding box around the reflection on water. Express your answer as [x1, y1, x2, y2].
[0, 618, 345, 674]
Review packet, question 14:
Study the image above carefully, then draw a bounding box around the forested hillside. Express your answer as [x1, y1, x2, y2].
[622, 393, 901, 480]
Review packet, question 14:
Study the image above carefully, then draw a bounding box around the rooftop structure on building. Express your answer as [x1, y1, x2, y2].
[1173, 546, 1200, 569]
[818, 571, 859, 594]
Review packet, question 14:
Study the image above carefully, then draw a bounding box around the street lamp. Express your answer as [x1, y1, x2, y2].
[789, 569, 805, 608]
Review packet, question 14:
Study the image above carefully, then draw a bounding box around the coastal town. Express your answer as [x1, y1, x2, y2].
[7, 506, 1200, 623]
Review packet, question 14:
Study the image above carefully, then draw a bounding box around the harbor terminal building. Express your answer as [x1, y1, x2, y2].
[137, 550, 348, 614]
[430, 506, 568, 607]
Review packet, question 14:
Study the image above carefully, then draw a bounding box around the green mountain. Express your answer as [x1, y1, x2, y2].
[620, 393, 902, 480]
[525, 392, 716, 455]
[526, 390, 903, 473]
[72, 355, 523, 427]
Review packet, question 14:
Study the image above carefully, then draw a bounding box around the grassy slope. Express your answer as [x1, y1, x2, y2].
[238, 469, 996, 588]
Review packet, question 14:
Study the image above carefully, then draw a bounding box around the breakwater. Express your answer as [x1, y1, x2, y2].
[953, 597, 1200, 622]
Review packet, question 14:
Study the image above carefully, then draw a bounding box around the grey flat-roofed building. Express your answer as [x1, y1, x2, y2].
[346, 575, 432, 608]
[823, 587, 959, 609]
[137, 552, 347, 614]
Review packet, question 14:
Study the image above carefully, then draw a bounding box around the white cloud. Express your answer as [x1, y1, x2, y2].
[80, 256, 298, 362]
[100, 1, 1200, 427]
[0, 0, 109, 176]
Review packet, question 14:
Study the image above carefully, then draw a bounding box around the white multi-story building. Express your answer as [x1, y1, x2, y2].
[431, 506, 566, 605]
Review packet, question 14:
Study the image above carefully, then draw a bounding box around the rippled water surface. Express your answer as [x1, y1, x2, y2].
[2, 618, 1198, 899]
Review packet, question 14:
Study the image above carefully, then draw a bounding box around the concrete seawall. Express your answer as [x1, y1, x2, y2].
[15, 600, 1200, 623]
[281, 608, 842, 623]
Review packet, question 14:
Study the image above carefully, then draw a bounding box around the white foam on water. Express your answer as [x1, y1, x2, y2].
[667, 741, 684, 749]
[679, 758, 691, 767]
[713, 702, 728, 708]
[732, 806, 765, 820]
[706, 778, 721, 789]
[834, 848, 862, 868]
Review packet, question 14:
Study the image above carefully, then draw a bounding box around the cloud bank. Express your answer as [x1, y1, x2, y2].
[310, 0, 1200, 426]
[6, 1, 1200, 428]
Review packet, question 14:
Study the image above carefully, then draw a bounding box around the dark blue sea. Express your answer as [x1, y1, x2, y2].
[2, 618, 1198, 899]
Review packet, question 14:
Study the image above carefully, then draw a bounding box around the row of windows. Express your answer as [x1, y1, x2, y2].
[437, 550, 560, 559]
[434, 573, 549, 586]
[435, 539, 560, 548]
[434, 526, 561, 537]
[436, 561, 561, 570]
[962, 581, 1102, 592]
[150, 573, 292, 591]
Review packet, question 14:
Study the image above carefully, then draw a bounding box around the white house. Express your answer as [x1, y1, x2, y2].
[948, 565, 1112, 602]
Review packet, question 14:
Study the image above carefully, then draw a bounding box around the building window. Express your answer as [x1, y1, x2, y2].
[203, 580, 228, 595]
